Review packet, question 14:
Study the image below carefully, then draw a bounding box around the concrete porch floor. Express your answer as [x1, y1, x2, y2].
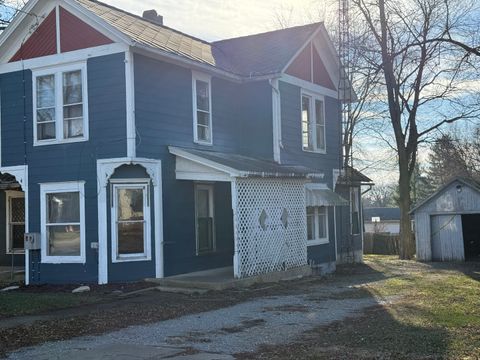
[147, 265, 313, 291]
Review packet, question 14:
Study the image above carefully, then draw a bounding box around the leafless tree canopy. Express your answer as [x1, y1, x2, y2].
[352, 0, 480, 258]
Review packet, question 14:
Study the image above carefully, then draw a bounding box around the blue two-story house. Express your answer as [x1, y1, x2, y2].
[0, 0, 371, 284]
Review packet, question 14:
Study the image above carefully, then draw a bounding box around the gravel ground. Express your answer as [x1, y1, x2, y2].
[5, 281, 379, 359]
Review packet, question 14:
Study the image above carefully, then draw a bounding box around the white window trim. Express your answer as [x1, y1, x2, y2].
[192, 71, 213, 145]
[32, 62, 89, 146]
[307, 206, 329, 246]
[5, 190, 25, 254]
[195, 183, 216, 255]
[40, 181, 86, 264]
[301, 90, 326, 154]
[111, 180, 151, 263]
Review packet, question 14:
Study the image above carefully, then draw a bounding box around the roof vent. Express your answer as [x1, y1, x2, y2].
[142, 9, 163, 25]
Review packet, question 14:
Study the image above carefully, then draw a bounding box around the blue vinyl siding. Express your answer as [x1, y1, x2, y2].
[0, 52, 127, 283]
[307, 206, 337, 264]
[133, 54, 268, 276]
[279, 80, 344, 265]
[134, 54, 273, 159]
[279, 80, 342, 185]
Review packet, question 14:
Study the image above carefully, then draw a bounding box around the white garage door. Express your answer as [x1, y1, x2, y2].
[430, 215, 465, 261]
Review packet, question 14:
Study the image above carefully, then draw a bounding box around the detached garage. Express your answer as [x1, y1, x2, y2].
[412, 178, 480, 262]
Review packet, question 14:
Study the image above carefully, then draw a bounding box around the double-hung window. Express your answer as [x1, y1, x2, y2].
[306, 206, 328, 245]
[40, 182, 85, 263]
[33, 63, 88, 145]
[192, 72, 212, 144]
[111, 182, 151, 262]
[301, 92, 326, 152]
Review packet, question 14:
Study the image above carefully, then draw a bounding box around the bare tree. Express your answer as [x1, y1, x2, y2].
[352, 0, 480, 259]
[427, 127, 480, 187]
[363, 184, 396, 207]
[1, 0, 27, 30]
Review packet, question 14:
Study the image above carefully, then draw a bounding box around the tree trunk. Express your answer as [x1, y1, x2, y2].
[398, 169, 415, 259]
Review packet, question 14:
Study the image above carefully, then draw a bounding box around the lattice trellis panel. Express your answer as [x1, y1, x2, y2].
[232, 178, 307, 278]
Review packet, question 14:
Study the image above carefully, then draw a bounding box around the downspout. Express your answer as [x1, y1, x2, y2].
[269, 78, 282, 163]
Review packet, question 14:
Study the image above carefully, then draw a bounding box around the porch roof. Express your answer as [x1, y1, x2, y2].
[169, 146, 324, 181]
[305, 183, 349, 207]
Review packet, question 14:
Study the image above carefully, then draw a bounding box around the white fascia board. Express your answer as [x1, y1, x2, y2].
[0, 0, 38, 50]
[168, 146, 241, 178]
[281, 74, 338, 99]
[280, 24, 323, 74]
[0, 43, 128, 74]
[0, 0, 57, 63]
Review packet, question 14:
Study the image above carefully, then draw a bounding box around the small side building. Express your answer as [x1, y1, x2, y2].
[364, 207, 401, 234]
[411, 178, 480, 262]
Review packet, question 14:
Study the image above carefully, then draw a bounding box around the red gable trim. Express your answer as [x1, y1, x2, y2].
[285, 45, 311, 83]
[9, 10, 57, 62]
[312, 45, 335, 90]
[285, 42, 336, 91]
[59, 7, 113, 53]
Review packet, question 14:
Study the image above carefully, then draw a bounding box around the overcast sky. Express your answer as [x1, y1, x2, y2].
[101, 0, 335, 41]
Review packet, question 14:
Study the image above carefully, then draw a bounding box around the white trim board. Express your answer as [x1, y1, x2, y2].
[40, 181, 86, 264]
[0, 43, 128, 74]
[125, 50, 136, 157]
[111, 181, 151, 263]
[32, 61, 89, 146]
[96, 157, 163, 284]
[281, 74, 338, 99]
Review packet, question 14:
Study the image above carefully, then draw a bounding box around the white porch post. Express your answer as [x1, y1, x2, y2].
[231, 179, 240, 278]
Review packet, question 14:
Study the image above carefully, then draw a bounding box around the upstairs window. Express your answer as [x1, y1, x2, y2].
[301, 93, 326, 152]
[192, 72, 212, 144]
[33, 63, 88, 145]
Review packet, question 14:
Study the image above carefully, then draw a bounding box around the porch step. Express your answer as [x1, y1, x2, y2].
[155, 286, 209, 295]
[146, 265, 313, 291]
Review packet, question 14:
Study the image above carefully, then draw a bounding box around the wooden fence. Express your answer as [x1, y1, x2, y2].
[364, 233, 401, 255]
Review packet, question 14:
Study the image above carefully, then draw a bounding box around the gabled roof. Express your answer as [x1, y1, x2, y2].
[364, 207, 400, 221]
[410, 177, 480, 213]
[75, 0, 222, 68]
[75, 0, 325, 77]
[212, 23, 322, 76]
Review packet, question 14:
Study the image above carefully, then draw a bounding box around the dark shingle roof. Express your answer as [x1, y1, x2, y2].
[338, 166, 374, 185]
[212, 23, 322, 76]
[75, 0, 323, 77]
[364, 208, 401, 221]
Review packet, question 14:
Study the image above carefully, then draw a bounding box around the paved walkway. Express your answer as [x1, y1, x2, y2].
[6, 279, 382, 360]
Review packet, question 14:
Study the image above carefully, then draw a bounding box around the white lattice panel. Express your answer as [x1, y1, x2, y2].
[232, 178, 307, 278]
